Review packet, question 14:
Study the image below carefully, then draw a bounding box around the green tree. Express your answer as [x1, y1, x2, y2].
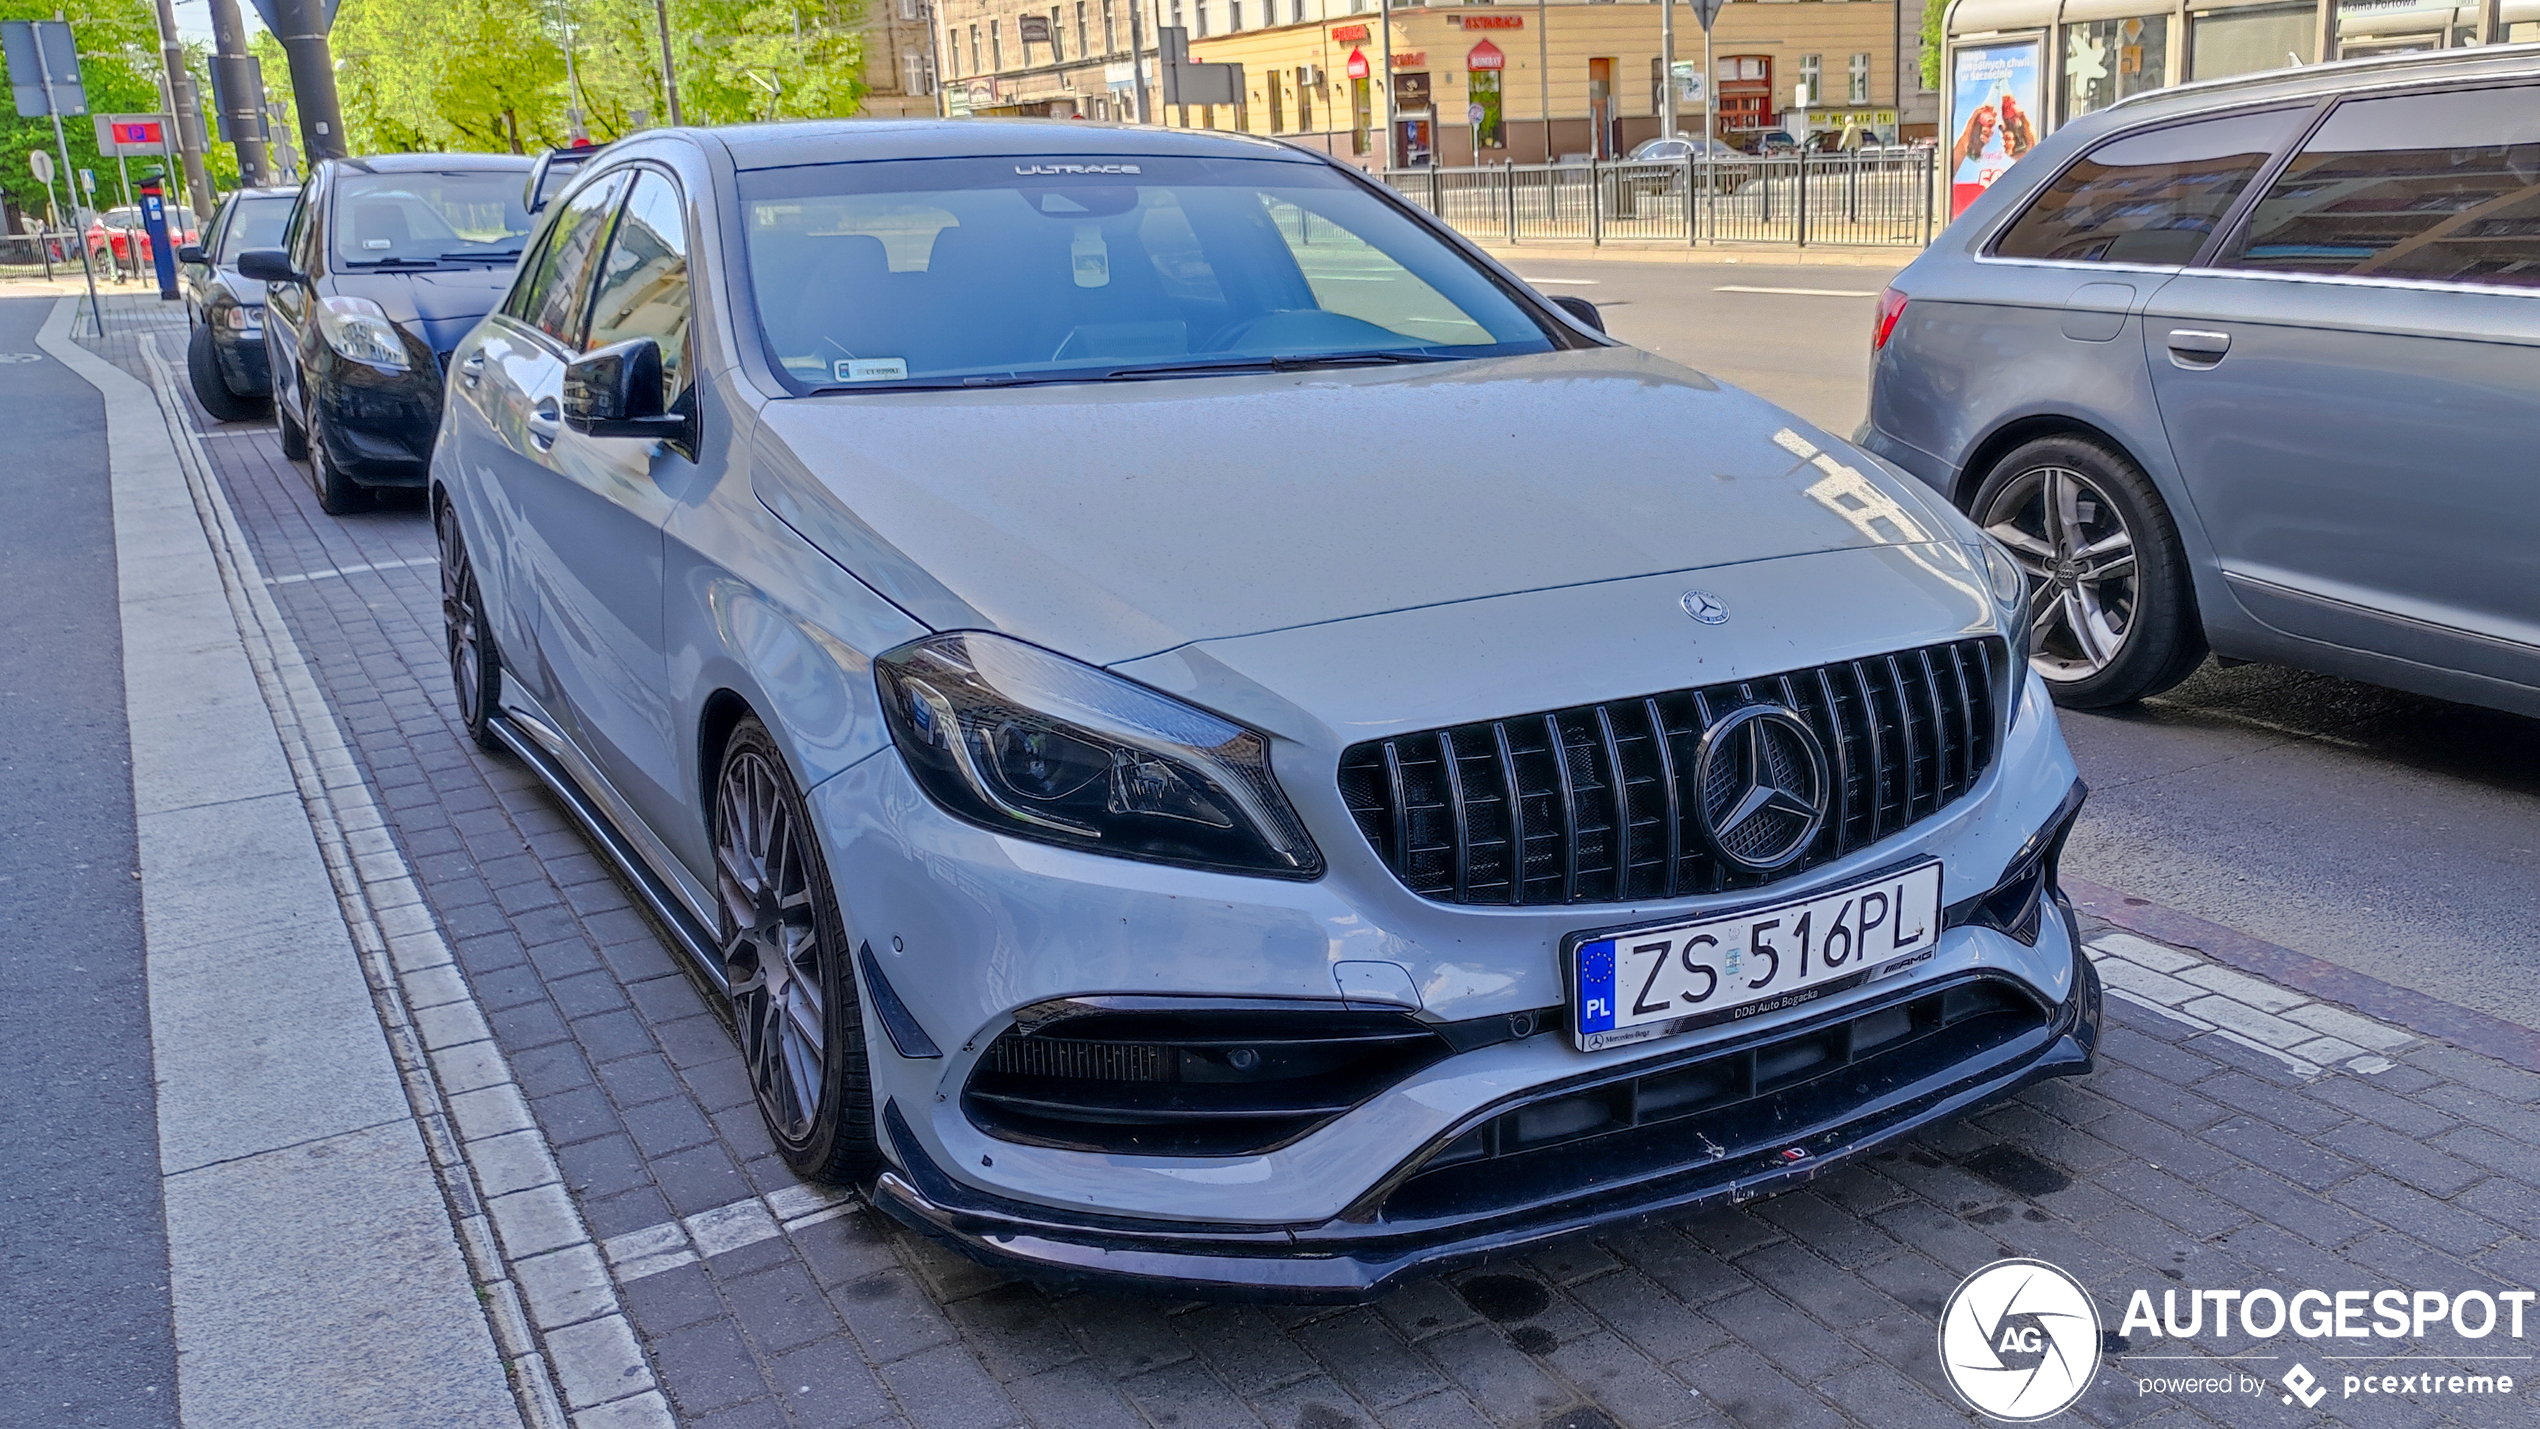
[1921, 0, 1947, 92]
[3, 0, 167, 228]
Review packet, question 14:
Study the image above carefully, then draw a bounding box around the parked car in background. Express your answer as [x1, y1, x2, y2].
[1627, 135, 1744, 163]
[87, 204, 199, 268]
[432, 120, 2097, 1300]
[237, 152, 536, 513]
[1865, 46, 2540, 718]
[178, 185, 301, 421]
[525, 142, 607, 215]
[1746, 129, 1800, 156]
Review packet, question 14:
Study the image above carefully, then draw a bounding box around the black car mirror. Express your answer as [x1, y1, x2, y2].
[176, 243, 207, 265]
[235, 248, 300, 283]
[1551, 294, 1607, 335]
[564, 338, 689, 441]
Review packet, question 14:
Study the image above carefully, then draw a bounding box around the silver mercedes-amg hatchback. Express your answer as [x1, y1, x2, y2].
[432, 119, 2097, 1300]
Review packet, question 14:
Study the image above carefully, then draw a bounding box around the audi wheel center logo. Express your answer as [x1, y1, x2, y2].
[1940, 1259, 2103, 1421]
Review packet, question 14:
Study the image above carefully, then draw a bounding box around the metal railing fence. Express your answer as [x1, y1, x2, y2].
[1381, 149, 1938, 250]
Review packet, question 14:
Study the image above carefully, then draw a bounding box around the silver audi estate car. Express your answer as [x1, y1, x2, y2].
[1866, 47, 2540, 714]
[431, 120, 2099, 1299]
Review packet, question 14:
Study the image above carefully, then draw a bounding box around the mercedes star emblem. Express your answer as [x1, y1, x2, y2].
[1691, 703, 1830, 871]
[1680, 590, 1730, 625]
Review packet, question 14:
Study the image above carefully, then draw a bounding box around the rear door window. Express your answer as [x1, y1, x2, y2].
[2219, 83, 2540, 289]
[1992, 108, 2303, 265]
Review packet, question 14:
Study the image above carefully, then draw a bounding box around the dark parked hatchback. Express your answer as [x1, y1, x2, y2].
[238, 153, 535, 513]
[179, 185, 300, 421]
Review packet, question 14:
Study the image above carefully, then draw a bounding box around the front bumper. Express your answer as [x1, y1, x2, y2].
[212, 323, 270, 395]
[312, 347, 443, 485]
[873, 933, 2098, 1301]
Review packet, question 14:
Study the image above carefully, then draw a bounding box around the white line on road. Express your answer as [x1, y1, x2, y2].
[1520, 277, 1601, 285]
[267, 555, 437, 586]
[600, 1185, 861, 1283]
[1713, 285, 1882, 297]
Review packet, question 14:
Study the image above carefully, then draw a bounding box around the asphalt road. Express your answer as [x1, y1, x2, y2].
[0, 295, 179, 1425]
[1512, 255, 2540, 1032]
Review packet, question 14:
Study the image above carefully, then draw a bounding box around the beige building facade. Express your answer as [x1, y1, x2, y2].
[924, 0, 1937, 165]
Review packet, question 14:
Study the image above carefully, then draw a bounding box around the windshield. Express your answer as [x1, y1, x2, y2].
[333, 170, 532, 267]
[220, 195, 296, 262]
[738, 154, 1557, 391]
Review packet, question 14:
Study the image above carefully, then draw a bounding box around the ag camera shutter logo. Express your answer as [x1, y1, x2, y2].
[1939, 1258, 2102, 1420]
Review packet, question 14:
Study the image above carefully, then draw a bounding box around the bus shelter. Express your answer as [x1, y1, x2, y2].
[1940, 0, 2539, 214]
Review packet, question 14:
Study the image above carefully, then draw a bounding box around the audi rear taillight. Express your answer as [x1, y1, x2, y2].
[1872, 286, 1908, 352]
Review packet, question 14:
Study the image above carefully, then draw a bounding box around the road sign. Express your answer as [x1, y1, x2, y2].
[29, 147, 52, 184]
[4, 19, 86, 117]
[1690, 0, 1726, 30]
[95, 113, 174, 157]
[79, 168, 96, 195]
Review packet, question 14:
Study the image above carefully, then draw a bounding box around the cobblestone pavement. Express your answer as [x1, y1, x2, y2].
[89, 301, 2540, 1429]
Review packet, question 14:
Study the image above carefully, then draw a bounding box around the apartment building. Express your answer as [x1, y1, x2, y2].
[928, 0, 1935, 164]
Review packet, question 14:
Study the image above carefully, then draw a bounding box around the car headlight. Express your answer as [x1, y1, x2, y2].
[875, 631, 1323, 879]
[314, 295, 409, 369]
[1972, 535, 2029, 623]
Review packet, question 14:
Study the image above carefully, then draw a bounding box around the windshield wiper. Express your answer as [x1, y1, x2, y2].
[437, 248, 524, 262]
[1099, 351, 1453, 381]
[342, 256, 444, 268]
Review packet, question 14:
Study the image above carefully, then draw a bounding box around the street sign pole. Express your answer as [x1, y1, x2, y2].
[148, 0, 215, 219]
[1690, 0, 1722, 242]
[267, 0, 348, 161]
[209, 0, 271, 186]
[1660, 0, 1675, 143]
[1377, 0, 1394, 169]
[30, 26, 105, 333]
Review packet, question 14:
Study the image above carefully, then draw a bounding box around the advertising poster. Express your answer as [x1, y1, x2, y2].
[1949, 40, 2041, 217]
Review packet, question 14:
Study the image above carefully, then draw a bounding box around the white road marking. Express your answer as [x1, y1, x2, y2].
[1520, 277, 1601, 285]
[601, 1186, 861, 1283]
[1713, 284, 1882, 297]
[267, 554, 437, 586]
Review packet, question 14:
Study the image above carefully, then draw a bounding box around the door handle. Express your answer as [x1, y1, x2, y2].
[2165, 328, 2232, 366]
[527, 397, 560, 449]
[458, 352, 486, 389]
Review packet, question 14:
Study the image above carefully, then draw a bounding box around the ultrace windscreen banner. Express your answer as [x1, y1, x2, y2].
[1950, 39, 2043, 218]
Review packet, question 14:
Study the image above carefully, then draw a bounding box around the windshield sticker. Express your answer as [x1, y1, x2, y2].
[834, 358, 909, 383]
[1014, 163, 1141, 175]
[363, 238, 393, 249]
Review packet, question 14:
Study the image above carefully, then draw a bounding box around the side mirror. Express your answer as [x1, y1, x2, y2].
[563, 337, 689, 441]
[176, 243, 207, 265]
[235, 248, 300, 283]
[1550, 294, 1607, 335]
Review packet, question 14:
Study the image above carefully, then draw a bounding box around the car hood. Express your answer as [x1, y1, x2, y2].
[752, 346, 1976, 668]
[329, 266, 515, 356]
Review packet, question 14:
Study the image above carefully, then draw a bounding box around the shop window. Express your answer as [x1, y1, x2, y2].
[1352, 75, 1373, 153]
[2222, 83, 2540, 289]
[2061, 16, 2168, 122]
[1993, 107, 2301, 264]
[1471, 66, 1504, 147]
[2187, 4, 2314, 81]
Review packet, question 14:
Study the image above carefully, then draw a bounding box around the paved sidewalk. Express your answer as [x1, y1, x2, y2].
[80, 295, 2540, 1429]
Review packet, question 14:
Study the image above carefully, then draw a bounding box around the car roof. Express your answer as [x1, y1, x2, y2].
[2107, 40, 2540, 121]
[709, 118, 1324, 171]
[322, 152, 537, 175]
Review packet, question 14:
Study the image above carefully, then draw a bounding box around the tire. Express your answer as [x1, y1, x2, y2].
[436, 498, 504, 753]
[712, 717, 878, 1184]
[187, 322, 263, 423]
[307, 407, 372, 515]
[1968, 434, 2206, 708]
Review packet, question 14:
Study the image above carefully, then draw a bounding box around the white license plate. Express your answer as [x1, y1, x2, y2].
[1569, 861, 1944, 1051]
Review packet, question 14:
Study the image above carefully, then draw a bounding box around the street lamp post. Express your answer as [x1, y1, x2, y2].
[1659, 0, 1675, 143]
[273, 0, 348, 161]
[207, 0, 271, 186]
[653, 0, 685, 125]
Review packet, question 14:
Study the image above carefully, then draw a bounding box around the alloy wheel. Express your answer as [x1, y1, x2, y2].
[438, 512, 484, 719]
[1981, 464, 2140, 682]
[715, 749, 828, 1140]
